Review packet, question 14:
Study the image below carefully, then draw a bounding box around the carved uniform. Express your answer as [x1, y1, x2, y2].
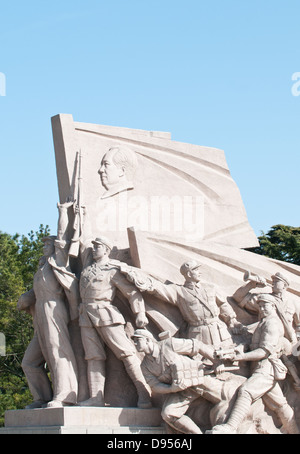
[239, 313, 289, 406]
[141, 338, 245, 428]
[23, 257, 78, 405]
[141, 338, 204, 390]
[149, 280, 237, 347]
[79, 261, 145, 360]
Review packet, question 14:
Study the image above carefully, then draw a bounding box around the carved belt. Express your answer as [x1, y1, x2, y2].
[82, 299, 110, 306]
[189, 317, 219, 327]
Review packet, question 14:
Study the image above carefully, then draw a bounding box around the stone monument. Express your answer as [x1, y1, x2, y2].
[2, 114, 300, 434]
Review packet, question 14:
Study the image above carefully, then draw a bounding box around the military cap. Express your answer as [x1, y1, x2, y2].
[131, 329, 155, 341]
[92, 236, 113, 251]
[271, 272, 290, 288]
[257, 293, 276, 306]
[180, 260, 202, 276]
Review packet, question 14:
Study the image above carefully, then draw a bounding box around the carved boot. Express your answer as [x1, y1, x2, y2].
[47, 400, 74, 408]
[25, 400, 47, 409]
[123, 356, 152, 409]
[167, 415, 202, 434]
[78, 359, 106, 407]
[276, 402, 300, 434]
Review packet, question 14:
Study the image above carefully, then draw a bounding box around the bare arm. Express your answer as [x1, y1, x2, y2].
[54, 201, 74, 267]
[170, 338, 215, 363]
[120, 265, 179, 306]
[234, 348, 268, 362]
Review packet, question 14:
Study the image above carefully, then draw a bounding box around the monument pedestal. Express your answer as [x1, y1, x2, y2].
[0, 407, 165, 434]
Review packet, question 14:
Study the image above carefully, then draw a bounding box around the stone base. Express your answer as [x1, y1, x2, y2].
[0, 407, 165, 435]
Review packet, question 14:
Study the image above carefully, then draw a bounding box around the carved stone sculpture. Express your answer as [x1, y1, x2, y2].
[210, 294, 300, 434]
[9, 116, 300, 435]
[233, 270, 300, 345]
[99, 146, 138, 199]
[121, 260, 244, 348]
[17, 202, 80, 408]
[131, 329, 281, 434]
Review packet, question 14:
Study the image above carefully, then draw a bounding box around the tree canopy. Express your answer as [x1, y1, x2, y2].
[249, 224, 300, 265]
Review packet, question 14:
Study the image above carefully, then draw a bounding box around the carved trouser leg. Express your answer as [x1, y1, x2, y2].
[79, 321, 107, 406]
[224, 389, 252, 430]
[166, 415, 202, 434]
[122, 356, 152, 409]
[78, 359, 106, 406]
[162, 390, 202, 434]
[22, 333, 53, 408]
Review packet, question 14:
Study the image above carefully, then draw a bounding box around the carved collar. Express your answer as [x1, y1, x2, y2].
[184, 281, 201, 291]
[91, 260, 115, 271]
[151, 343, 161, 363]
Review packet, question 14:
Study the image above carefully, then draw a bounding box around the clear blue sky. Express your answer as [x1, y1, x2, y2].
[0, 0, 299, 239]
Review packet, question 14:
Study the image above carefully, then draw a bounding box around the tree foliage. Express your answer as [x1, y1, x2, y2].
[0, 225, 50, 425]
[250, 224, 300, 265]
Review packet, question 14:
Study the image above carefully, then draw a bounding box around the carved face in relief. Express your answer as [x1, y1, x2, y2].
[187, 267, 202, 283]
[258, 301, 276, 318]
[99, 149, 123, 190]
[42, 236, 56, 257]
[133, 336, 153, 355]
[92, 242, 108, 262]
[272, 277, 287, 294]
[98, 146, 138, 199]
[180, 261, 202, 283]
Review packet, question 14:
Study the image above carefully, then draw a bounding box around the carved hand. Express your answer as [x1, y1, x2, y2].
[228, 319, 245, 334]
[57, 197, 74, 210]
[135, 312, 149, 328]
[170, 381, 186, 393]
[255, 276, 267, 288]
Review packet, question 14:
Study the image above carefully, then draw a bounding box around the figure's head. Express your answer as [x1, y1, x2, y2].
[180, 260, 202, 283]
[132, 329, 156, 354]
[41, 236, 56, 257]
[271, 272, 289, 294]
[91, 236, 113, 261]
[257, 293, 277, 318]
[98, 146, 138, 194]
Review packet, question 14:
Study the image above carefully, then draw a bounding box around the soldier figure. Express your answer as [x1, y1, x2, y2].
[18, 202, 79, 408]
[132, 329, 248, 434]
[233, 271, 300, 344]
[210, 294, 300, 434]
[78, 236, 152, 408]
[123, 260, 243, 348]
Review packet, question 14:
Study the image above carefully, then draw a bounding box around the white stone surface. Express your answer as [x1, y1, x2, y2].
[10, 116, 299, 435]
[1, 407, 164, 434]
[51, 114, 258, 250]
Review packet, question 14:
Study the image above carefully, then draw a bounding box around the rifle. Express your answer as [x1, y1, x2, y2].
[69, 151, 82, 257]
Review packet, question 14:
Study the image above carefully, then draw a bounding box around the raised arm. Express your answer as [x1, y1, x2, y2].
[120, 264, 179, 306]
[113, 270, 149, 328]
[54, 200, 74, 267]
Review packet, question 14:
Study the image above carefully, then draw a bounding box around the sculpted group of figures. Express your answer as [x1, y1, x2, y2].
[16, 145, 300, 434]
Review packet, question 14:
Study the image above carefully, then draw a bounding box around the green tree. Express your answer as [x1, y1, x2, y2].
[0, 225, 50, 425]
[249, 224, 300, 265]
